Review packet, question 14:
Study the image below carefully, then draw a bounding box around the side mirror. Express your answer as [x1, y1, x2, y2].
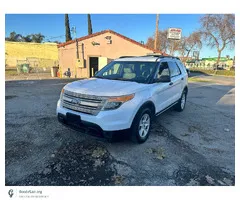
[155, 75, 171, 83]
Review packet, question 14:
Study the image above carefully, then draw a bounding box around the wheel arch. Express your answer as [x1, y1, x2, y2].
[184, 86, 188, 94]
[131, 100, 156, 126]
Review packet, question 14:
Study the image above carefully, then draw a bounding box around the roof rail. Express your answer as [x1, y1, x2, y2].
[118, 56, 136, 58]
[118, 55, 180, 61]
[144, 54, 180, 60]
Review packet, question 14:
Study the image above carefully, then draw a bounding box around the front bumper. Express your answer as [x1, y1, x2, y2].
[57, 112, 129, 140]
[56, 99, 134, 131]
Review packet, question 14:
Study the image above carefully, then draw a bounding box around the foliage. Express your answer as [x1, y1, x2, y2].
[5, 32, 45, 43]
[65, 14, 72, 42]
[88, 14, 93, 35]
[31, 33, 45, 43]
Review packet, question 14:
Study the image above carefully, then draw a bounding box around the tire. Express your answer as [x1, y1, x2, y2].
[130, 107, 152, 143]
[175, 89, 187, 112]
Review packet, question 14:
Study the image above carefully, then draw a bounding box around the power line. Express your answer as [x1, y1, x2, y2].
[45, 35, 65, 40]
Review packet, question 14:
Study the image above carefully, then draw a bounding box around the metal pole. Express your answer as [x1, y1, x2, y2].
[154, 14, 159, 50]
[171, 40, 174, 56]
[71, 26, 78, 78]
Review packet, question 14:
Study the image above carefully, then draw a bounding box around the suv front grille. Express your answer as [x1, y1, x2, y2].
[61, 90, 107, 115]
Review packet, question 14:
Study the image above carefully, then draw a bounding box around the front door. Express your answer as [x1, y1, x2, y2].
[89, 57, 99, 77]
[153, 61, 175, 112]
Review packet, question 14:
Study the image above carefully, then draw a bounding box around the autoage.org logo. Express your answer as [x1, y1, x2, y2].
[8, 189, 14, 198]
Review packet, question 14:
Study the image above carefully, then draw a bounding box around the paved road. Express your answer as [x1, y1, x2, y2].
[5, 77, 235, 186]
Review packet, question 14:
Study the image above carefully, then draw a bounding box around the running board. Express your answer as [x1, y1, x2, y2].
[155, 101, 178, 116]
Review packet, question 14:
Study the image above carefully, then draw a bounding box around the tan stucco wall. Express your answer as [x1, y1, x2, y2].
[58, 32, 154, 78]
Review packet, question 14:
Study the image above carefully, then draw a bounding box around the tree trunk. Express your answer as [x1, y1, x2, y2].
[216, 50, 221, 70]
[185, 50, 191, 64]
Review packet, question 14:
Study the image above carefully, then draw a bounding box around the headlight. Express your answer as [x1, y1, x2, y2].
[60, 88, 64, 99]
[102, 94, 135, 110]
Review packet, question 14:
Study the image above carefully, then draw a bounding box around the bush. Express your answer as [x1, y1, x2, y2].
[190, 68, 235, 76]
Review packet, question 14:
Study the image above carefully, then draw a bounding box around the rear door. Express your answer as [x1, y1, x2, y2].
[168, 61, 183, 103]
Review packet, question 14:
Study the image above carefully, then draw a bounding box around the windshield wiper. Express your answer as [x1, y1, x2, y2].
[111, 78, 137, 82]
[93, 76, 106, 79]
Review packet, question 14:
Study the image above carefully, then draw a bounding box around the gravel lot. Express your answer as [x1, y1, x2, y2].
[5, 76, 235, 186]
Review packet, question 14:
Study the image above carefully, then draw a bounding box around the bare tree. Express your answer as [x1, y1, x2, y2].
[146, 29, 170, 54]
[179, 31, 202, 62]
[169, 40, 181, 56]
[200, 14, 235, 67]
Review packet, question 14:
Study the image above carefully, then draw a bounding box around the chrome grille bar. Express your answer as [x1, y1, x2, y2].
[61, 90, 107, 115]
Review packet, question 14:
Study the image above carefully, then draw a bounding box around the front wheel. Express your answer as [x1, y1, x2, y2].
[175, 89, 187, 112]
[130, 108, 152, 143]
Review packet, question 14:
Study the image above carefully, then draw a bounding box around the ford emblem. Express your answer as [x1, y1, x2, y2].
[71, 99, 78, 104]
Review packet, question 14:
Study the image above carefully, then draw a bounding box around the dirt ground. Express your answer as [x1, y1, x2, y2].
[5, 75, 235, 186]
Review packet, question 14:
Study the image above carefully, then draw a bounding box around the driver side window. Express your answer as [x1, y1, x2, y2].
[157, 62, 170, 78]
[103, 63, 121, 76]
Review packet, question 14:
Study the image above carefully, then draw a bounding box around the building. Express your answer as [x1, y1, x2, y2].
[58, 29, 165, 78]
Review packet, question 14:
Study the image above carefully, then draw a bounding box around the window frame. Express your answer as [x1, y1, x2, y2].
[168, 61, 182, 78]
[154, 61, 171, 80]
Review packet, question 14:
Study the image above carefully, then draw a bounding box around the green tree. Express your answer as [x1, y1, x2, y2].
[88, 14, 93, 35]
[5, 32, 45, 43]
[23, 34, 33, 42]
[5, 31, 18, 41]
[65, 14, 72, 42]
[31, 33, 45, 43]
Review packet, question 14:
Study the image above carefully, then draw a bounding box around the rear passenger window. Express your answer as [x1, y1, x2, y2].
[168, 61, 181, 77]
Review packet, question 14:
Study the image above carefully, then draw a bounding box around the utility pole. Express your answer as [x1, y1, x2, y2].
[71, 26, 78, 78]
[154, 14, 159, 51]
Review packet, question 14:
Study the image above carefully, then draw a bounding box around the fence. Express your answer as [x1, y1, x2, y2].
[185, 60, 234, 70]
[6, 57, 58, 74]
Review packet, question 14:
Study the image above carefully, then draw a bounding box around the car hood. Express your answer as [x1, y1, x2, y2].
[64, 78, 149, 96]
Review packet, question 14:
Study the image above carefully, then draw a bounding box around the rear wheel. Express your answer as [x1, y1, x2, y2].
[175, 89, 187, 112]
[130, 107, 152, 143]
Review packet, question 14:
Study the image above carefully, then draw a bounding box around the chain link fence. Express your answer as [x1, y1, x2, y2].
[5, 57, 59, 80]
[17, 57, 59, 73]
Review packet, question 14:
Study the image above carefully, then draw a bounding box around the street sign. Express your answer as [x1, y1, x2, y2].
[167, 28, 182, 40]
[193, 51, 199, 59]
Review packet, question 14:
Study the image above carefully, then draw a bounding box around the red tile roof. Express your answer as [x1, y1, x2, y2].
[58, 29, 167, 55]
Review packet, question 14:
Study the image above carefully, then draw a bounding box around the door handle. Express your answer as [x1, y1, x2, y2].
[169, 82, 173, 86]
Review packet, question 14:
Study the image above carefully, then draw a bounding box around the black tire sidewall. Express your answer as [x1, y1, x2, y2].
[176, 90, 187, 111]
[131, 107, 152, 143]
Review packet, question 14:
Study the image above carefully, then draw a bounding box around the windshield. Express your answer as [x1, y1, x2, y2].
[94, 61, 157, 84]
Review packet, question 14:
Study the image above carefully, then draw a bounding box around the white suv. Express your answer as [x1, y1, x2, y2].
[57, 55, 188, 143]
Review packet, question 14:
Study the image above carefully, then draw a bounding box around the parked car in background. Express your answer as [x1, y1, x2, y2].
[57, 55, 188, 143]
[186, 67, 190, 76]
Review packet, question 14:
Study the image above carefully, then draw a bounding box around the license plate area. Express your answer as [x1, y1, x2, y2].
[66, 113, 81, 124]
